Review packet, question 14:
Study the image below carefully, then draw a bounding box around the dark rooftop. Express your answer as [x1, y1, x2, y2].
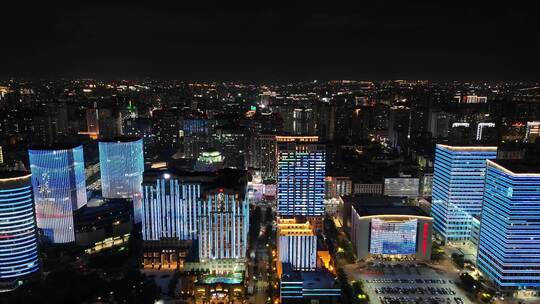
[0, 170, 31, 179]
[29, 143, 83, 151]
[489, 159, 540, 174]
[281, 263, 339, 290]
[99, 136, 142, 143]
[143, 167, 247, 197]
[349, 196, 429, 217]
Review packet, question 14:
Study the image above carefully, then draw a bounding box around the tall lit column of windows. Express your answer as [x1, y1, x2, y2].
[28, 145, 87, 243]
[431, 144, 497, 242]
[0, 172, 40, 286]
[277, 136, 325, 217]
[477, 160, 540, 290]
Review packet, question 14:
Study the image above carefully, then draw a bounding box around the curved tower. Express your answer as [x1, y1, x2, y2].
[99, 137, 144, 223]
[28, 144, 87, 243]
[0, 172, 40, 289]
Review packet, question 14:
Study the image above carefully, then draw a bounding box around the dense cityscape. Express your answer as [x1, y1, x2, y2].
[0, 79, 539, 304]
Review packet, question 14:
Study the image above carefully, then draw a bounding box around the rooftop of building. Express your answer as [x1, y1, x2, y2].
[342, 194, 405, 206]
[99, 136, 142, 143]
[143, 167, 247, 196]
[74, 199, 132, 231]
[29, 143, 83, 151]
[488, 159, 540, 175]
[347, 195, 429, 217]
[281, 263, 338, 289]
[276, 135, 320, 143]
[277, 218, 314, 236]
[0, 170, 31, 180]
[436, 144, 497, 151]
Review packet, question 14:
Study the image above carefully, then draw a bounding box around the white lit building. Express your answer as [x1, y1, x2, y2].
[277, 218, 317, 272]
[384, 177, 420, 197]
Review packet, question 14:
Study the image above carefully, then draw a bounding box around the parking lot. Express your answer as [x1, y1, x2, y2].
[345, 262, 472, 304]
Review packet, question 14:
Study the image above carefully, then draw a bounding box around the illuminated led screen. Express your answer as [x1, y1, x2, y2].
[370, 218, 417, 255]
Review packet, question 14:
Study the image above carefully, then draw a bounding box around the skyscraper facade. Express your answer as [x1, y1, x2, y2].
[477, 160, 540, 292]
[254, 134, 278, 181]
[28, 144, 87, 243]
[141, 170, 201, 241]
[0, 172, 40, 288]
[198, 186, 249, 261]
[431, 144, 497, 242]
[277, 136, 325, 218]
[277, 218, 317, 273]
[183, 118, 213, 160]
[99, 137, 144, 223]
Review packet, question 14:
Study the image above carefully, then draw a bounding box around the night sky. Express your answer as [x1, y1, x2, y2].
[1, 2, 539, 81]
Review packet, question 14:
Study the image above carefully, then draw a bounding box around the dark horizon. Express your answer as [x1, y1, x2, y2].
[1, 3, 539, 81]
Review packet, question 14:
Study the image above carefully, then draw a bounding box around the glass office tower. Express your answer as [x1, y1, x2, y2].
[0, 172, 40, 289]
[277, 136, 325, 217]
[28, 144, 87, 243]
[477, 160, 540, 292]
[431, 144, 497, 242]
[99, 137, 144, 222]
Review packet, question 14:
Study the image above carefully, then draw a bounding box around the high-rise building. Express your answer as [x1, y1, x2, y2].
[388, 106, 411, 150]
[0, 172, 40, 289]
[142, 168, 248, 272]
[277, 218, 317, 273]
[142, 169, 204, 242]
[143, 168, 250, 273]
[99, 137, 144, 223]
[0, 145, 3, 164]
[211, 125, 246, 169]
[428, 109, 449, 139]
[153, 110, 181, 156]
[477, 160, 540, 293]
[32, 102, 69, 145]
[141, 169, 207, 269]
[85, 107, 99, 139]
[431, 144, 497, 242]
[182, 118, 214, 160]
[277, 136, 325, 221]
[253, 134, 278, 181]
[98, 108, 123, 139]
[28, 144, 87, 243]
[198, 170, 249, 265]
[123, 117, 155, 160]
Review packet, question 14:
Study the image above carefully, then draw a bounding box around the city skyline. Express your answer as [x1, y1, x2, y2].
[1, 3, 540, 304]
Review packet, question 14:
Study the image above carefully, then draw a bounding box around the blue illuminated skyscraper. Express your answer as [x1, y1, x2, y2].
[277, 136, 325, 218]
[431, 144, 497, 242]
[477, 160, 540, 292]
[141, 169, 202, 241]
[99, 137, 144, 223]
[0, 172, 40, 289]
[28, 144, 87, 243]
